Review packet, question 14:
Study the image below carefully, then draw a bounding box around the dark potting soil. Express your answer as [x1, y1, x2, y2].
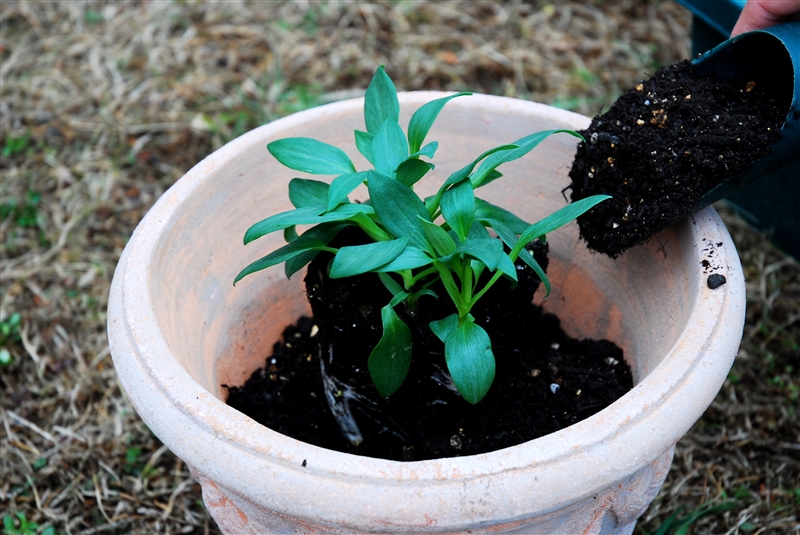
[569, 60, 787, 257]
[225, 228, 632, 462]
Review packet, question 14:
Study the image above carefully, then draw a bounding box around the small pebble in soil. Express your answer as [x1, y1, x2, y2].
[449, 434, 463, 450]
[605, 357, 619, 366]
[707, 273, 727, 289]
[550, 383, 560, 394]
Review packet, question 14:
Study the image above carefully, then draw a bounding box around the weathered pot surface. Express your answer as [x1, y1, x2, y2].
[108, 93, 745, 534]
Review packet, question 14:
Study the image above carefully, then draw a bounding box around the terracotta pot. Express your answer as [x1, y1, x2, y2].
[108, 93, 745, 534]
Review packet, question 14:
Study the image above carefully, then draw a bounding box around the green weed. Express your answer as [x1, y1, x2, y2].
[2, 513, 65, 535]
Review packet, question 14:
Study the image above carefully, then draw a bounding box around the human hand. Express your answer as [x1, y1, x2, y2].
[731, 0, 800, 36]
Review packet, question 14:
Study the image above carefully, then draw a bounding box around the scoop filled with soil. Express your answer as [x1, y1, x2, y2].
[569, 21, 800, 257]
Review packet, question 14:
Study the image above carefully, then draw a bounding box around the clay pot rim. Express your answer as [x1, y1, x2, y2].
[110, 92, 742, 515]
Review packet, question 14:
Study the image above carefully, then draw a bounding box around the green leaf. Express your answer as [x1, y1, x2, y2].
[467, 222, 492, 281]
[407, 92, 471, 153]
[475, 198, 530, 234]
[330, 237, 408, 278]
[244, 205, 325, 244]
[480, 169, 503, 186]
[441, 178, 475, 242]
[444, 316, 495, 404]
[425, 144, 518, 216]
[349, 212, 392, 242]
[470, 129, 583, 188]
[244, 203, 373, 244]
[327, 171, 370, 211]
[284, 222, 347, 279]
[420, 219, 456, 257]
[364, 66, 400, 134]
[371, 119, 408, 176]
[283, 225, 298, 242]
[429, 313, 460, 344]
[409, 141, 438, 160]
[377, 271, 405, 298]
[518, 248, 549, 294]
[510, 195, 611, 260]
[354, 130, 375, 164]
[374, 245, 433, 272]
[289, 178, 329, 208]
[367, 171, 432, 250]
[268, 138, 356, 175]
[497, 253, 519, 282]
[395, 159, 434, 187]
[368, 304, 413, 397]
[454, 238, 503, 270]
[234, 236, 331, 284]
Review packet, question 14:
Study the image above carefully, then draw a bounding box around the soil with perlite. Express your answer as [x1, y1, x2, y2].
[226, 228, 632, 462]
[569, 60, 786, 257]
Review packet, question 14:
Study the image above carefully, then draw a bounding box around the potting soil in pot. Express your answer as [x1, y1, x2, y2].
[225, 228, 633, 462]
[569, 60, 787, 257]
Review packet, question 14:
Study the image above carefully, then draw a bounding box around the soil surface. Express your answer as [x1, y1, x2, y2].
[569, 60, 786, 257]
[226, 229, 632, 462]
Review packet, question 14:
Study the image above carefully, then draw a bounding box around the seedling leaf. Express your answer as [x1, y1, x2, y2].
[235, 236, 331, 284]
[330, 237, 408, 278]
[440, 178, 475, 242]
[407, 92, 471, 153]
[268, 138, 355, 175]
[289, 178, 329, 208]
[444, 317, 495, 404]
[364, 66, 400, 134]
[327, 171, 370, 211]
[395, 159, 434, 187]
[371, 119, 408, 176]
[367, 171, 432, 249]
[368, 304, 413, 397]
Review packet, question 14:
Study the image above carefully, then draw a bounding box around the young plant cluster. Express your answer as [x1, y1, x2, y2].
[235, 67, 609, 404]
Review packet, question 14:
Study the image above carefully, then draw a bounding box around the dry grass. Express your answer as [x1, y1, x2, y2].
[0, 1, 796, 534]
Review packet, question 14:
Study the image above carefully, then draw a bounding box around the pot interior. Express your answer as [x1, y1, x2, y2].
[146, 95, 696, 401]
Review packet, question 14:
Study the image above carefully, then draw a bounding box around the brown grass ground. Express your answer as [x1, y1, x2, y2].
[1, 2, 797, 534]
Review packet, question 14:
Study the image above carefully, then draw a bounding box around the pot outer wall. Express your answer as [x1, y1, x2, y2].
[107, 93, 746, 534]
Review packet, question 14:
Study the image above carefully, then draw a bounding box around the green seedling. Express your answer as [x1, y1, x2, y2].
[1, 312, 21, 348]
[2, 513, 64, 535]
[2, 132, 31, 157]
[235, 66, 609, 404]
